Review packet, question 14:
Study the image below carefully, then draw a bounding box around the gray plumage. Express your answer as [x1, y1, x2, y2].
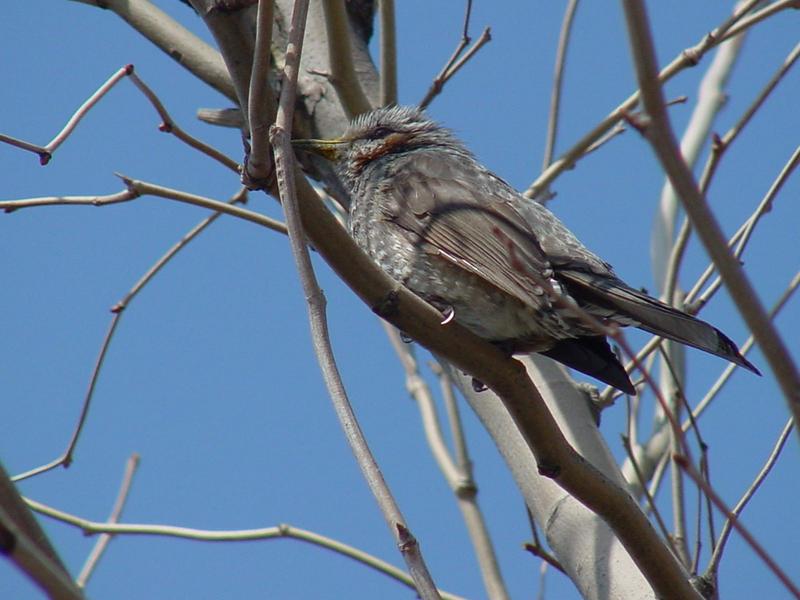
[295, 106, 759, 394]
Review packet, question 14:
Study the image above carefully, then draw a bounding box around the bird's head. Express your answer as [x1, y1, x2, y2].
[292, 106, 462, 176]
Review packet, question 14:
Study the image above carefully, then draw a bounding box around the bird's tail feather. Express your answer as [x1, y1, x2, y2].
[541, 336, 636, 395]
[559, 270, 760, 375]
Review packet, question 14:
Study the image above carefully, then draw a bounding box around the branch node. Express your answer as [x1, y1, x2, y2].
[682, 48, 701, 66]
[395, 523, 417, 553]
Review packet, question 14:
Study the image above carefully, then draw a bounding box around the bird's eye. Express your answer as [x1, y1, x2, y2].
[369, 126, 395, 139]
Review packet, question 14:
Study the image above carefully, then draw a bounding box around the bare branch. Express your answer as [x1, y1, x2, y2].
[0, 65, 239, 172]
[705, 418, 794, 576]
[76, 454, 141, 587]
[127, 71, 241, 173]
[523, 542, 565, 575]
[383, 327, 463, 485]
[722, 0, 800, 42]
[687, 144, 800, 311]
[25, 497, 466, 600]
[542, 0, 579, 171]
[0, 66, 131, 164]
[620, 436, 678, 559]
[418, 2, 492, 110]
[621, 268, 800, 495]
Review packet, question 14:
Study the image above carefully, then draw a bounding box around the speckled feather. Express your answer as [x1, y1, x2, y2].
[310, 106, 759, 393]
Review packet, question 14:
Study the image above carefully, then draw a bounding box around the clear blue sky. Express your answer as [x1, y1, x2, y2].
[2, 2, 798, 599]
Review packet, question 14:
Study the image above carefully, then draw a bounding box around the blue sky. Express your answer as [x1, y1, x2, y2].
[2, 2, 799, 599]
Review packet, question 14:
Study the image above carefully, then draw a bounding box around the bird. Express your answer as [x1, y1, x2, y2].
[293, 106, 759, 394]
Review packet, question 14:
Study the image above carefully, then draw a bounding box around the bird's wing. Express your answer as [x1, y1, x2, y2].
[381, 152, 554, 310]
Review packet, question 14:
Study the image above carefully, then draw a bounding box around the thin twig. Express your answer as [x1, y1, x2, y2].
[128, 71, 240, 173]
[687, 144, 800, 310]
[676, 455, 800, 599]
[76, 454, 141, 587]
[695, 41, 800, 198]
[722, 0, 800, 42]
[1, 190, 136, 214]
[418, 1, 491, 110]
[705, 418, 794, 575]
[523, 543, 566, 575]
[11, 188, 255, 482]
[268, 2, 440, 597]
[1, 182, 286, 235]
[0, 64, 239, 172]
[603, 147, 797, 407]
[0, 66, 131, 164]
[620, 436, 677, 558]
[25, 498, 466, 600]
[419, 28, 491, 111]
[523, 0, 792, 198]
[622, 268, 800, 497]
[542, 0, 579, 171]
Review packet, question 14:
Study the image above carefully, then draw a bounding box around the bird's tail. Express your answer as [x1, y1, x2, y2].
[558, 269, 760, 375]
[540, 335, 636, 395]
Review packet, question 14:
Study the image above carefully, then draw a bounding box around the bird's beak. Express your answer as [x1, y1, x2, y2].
[291, 138, 349, 161]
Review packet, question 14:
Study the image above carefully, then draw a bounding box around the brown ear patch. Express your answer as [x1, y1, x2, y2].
[352, 132, 412, 172]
